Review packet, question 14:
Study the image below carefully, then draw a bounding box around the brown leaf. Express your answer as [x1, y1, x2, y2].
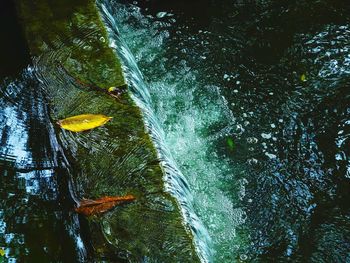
[75, 195, 135, 216]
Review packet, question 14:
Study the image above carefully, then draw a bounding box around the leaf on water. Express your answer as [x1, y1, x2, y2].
[57, 114, 112, 132]
[227, 137, 235, 150]
[75, 195, 136, 216]
[301, 73, 307, 82]
[0, 248, 5, 257]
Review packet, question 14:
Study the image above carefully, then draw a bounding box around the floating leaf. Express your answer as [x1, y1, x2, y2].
[301, 73, 307, 82]
[57, 114, 112, 132]
[227, 137, 235, 150]
[75, 195, 136, 216]
[0, 248, 4, 257]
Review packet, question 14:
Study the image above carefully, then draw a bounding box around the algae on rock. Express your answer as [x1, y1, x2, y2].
[16, 0, 200, 261]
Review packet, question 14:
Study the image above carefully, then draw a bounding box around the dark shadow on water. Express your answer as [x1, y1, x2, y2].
[0, 1, 86, 261]
[0, 0, 30, 80]
[116, 0, 350, 261]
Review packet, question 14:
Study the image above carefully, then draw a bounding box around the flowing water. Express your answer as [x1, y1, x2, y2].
[1, 0, 350, 262]
[99, 3, 212, 262]
[99, 0, 350, 262]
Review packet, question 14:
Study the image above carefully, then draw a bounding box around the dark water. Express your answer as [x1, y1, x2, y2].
[111, 0, 350, 262]
[0, 1, 86, 261]
[0, 0, 30, 79]
[1, 0, 350, 262]
[0, 69, 87, 262]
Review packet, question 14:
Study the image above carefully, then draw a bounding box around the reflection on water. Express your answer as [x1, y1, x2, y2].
[0, 69, 86, 262]
[108, 0, 350, 262]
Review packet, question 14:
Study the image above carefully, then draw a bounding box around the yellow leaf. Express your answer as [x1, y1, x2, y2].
[0, 248, 5, 257]
[57, 114, 112, 132]
[108, 86, 117, 92]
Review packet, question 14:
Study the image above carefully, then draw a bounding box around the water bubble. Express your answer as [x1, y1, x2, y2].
[99, 36, 106, 43]
[235, 124, 245, 135]
[247, 137, 258, 144]
[247, 158, 258, 165]
[346, 165, 350, 179]
[156, 12, 168, 18]
[240, 254, 248, 261]
[261, 133, 272, 139]
[83, 45, 92, 51]
[335, 152, 346, 161]
[265, 152, 277, 159]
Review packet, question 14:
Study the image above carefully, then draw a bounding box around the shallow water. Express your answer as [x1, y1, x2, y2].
[2, 1, 202, 261]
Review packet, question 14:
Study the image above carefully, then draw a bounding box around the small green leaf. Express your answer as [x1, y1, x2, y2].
[0, 248, 5, 257]
[301, 74, 307, 82]
[227, 137, 235, 150]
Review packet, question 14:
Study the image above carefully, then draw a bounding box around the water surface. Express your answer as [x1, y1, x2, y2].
[107, 0, 350, 261]
[1, 0, 350, 262]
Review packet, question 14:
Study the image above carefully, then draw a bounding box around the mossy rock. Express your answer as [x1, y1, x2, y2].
[15, 0, 200, 261]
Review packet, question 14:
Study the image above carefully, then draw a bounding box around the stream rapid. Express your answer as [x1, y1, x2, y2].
[101, 0, 350, 262]
[0, 0, 349, 262]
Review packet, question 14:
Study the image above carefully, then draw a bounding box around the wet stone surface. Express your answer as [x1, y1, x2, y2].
[0, 0, 200, 262]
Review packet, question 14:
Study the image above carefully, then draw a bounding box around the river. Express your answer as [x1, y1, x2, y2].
[1, 0, 349, 262]
[103, 0, 350, 262]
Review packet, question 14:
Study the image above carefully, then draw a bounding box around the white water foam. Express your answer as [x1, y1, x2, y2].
[99, 3, 213, 262]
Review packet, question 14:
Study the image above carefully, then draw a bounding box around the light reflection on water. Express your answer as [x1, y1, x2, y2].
[0, 68, 86, 262]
